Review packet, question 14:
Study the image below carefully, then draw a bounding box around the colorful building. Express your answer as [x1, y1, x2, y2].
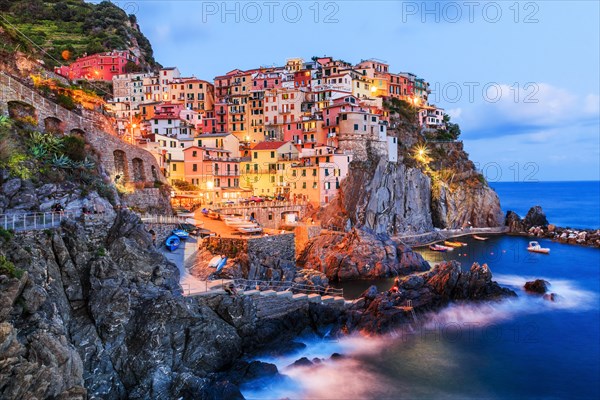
[55, 50, 139, 81]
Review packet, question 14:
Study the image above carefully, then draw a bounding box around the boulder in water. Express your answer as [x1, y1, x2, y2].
[524, 279, 549, 294]
[543, 292, 559, 302]
[290, 357, 313, 368]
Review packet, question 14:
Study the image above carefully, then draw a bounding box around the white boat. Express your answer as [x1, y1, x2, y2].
[237, 225, 263, 234]
[223, 217, 257, 228]
[527, 241, 550, 254]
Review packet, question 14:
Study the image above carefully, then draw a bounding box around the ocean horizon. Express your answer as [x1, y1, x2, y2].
[491, 181, 600, 230]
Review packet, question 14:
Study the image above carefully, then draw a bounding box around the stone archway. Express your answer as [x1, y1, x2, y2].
[151, 165, 158, 181]
[7, 100, 37, 124]
[70, 128, 85, 137]
[44, 116, 64, 134]
[131, 157, 146, 182]
[113, 150, 129, 182]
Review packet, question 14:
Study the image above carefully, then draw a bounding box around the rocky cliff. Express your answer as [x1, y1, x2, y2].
[0, 210, 347, 399]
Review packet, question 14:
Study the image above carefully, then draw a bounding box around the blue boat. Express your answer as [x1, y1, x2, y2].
[216, 256, 228, 273]
[165, 235, 181, 251]
[172, 229, 190, 240]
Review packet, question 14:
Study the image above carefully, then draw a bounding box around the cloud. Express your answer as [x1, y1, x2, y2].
[453, 83, 599, 140]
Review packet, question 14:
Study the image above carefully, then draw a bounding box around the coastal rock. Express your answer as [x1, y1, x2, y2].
[524, 206, 548, 228]
[298, 228, 429, 281]
[524, 279, 549, 294]
[293, 269, 329, 292]
[348, 261, 516, 333]
[290, 357, 314, 368]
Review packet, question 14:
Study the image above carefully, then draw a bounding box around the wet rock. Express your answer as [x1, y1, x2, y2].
[330, 353, 345, 360]
[524, 279, 549, 294]
[290, 357, 314, 368]
[543, 293, 559, 302]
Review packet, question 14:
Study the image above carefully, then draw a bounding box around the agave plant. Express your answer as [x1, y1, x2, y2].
[73, 157, 96, 170]
[51, 154, 72, 169]
[29, 131, 64, 155]
[30, 144, 48, 159]
[0, 115, 9, 127]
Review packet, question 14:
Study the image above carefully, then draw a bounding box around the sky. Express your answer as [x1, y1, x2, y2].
[98, 0, 599, 181]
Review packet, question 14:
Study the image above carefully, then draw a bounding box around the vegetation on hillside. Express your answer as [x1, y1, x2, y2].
[0, 0, 158, 70]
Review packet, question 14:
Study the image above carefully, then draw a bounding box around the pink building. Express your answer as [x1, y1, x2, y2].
[183, 145, 241, 202]
[54, 51, 138, 81]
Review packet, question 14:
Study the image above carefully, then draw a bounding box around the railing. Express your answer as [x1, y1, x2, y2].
[139, 214, 189, 224]
[233, 278, 344, 297]
[0, 211, 80, 231]
[215, 200, 308, 209]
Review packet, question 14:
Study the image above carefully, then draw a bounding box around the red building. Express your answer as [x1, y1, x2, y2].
[55, 51, 139, 81]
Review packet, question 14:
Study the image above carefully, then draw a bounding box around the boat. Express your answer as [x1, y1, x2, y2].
[172, 229, 190, 240]
[237, 225, 263, 234]
[208, 255, 223, 267]
[207, 210, 220, 220]
[165, 235, 181, 252]
[224, 217, 258, 228]
[527, 241, 550, 254]
[444, 240, 467, 247]
[429, 244, 450, 252]
[473, 235, 488, 241]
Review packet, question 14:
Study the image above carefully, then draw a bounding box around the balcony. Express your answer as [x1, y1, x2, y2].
[230, 108, 245, 114]
[212, 170, 240, 176]
[204, 156, 241, 162]
[278, 155, 299, 161]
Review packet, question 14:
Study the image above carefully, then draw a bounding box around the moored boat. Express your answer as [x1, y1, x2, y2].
[430, 244, 451, 252]
[473, 235, 488, 241]
[165, 235, 181, 252]
[172, 229, 190, 240]
[527, 241, 550, 254]
[444, 240, 467, 247]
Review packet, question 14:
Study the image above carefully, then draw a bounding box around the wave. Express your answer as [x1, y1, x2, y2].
[242, 334, 394, 400]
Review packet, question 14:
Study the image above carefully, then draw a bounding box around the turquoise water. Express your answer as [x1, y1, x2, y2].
[491, 181, 600, 229]
[243, 181, 600, 399]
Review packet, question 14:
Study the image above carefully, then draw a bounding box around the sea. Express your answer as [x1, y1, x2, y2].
[241, 181, 600, 399]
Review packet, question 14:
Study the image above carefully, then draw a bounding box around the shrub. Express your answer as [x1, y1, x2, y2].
[0, 228, 14, 241]
[62, 135, 86, 161]
[96, 247, 106, 257]
[56, 93, 77, 110]
[0, 255, 24, 279]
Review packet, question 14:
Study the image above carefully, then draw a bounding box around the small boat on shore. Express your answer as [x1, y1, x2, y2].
[473, 235, 488, 241]
[444, 240, 467, 247]
[165, 235, 181, 252]
[430, 244, 453, 252]
[172, 229, 190, 240]
[527, 241, 550, 254]
[237, 225, 263, 234]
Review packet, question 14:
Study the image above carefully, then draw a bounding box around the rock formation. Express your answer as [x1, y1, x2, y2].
[297, 228, 430, 281]
[346, 261, 516, 333]
[524, 279, 549, 294]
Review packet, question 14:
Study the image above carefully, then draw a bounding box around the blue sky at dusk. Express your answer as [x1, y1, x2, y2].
[98, 0, 599, 181]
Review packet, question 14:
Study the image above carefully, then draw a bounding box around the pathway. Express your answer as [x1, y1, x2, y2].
[394, 226, 508, 247]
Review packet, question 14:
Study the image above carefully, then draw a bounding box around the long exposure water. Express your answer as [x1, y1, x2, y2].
[242, 181, 600, 399]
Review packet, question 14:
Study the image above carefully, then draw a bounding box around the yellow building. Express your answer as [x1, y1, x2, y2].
[240, 141, 299, 197]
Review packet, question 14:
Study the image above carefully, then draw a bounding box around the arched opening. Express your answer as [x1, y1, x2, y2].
[70, 128, 85, 137]
[44, 116, 64, 134]
[131, 157, 146, 182]
[151, 165, 158, 181]
[113, 150, 129, 182]
[7, 101, 37, 125]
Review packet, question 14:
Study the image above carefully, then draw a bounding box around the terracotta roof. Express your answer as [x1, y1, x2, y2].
[252, 141, 289, 150]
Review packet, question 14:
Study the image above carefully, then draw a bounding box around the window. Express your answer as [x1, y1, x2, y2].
[192, 151, 197, 157]
[270, 151, 275, 158]
[354, 124, 359, 131]
[302, 182, 306, 189]
[192, 164, 197, 171]
[172, 164, 177, 171]
[253, 152, 258, 159]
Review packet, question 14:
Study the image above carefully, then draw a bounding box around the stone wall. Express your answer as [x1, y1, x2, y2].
[294, 224, 322, 255]
[217, 203, 308, 229]
[0, 72, 166, 185]
[122, 188, 172, 214]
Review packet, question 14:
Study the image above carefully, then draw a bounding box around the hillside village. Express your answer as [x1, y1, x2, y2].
[56, 53, 450, 208]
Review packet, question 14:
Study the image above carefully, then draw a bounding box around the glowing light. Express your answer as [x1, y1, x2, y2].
[206, 181, 214, 190]
[370, 86, 377, 93]
[412, 144, 430, 164]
